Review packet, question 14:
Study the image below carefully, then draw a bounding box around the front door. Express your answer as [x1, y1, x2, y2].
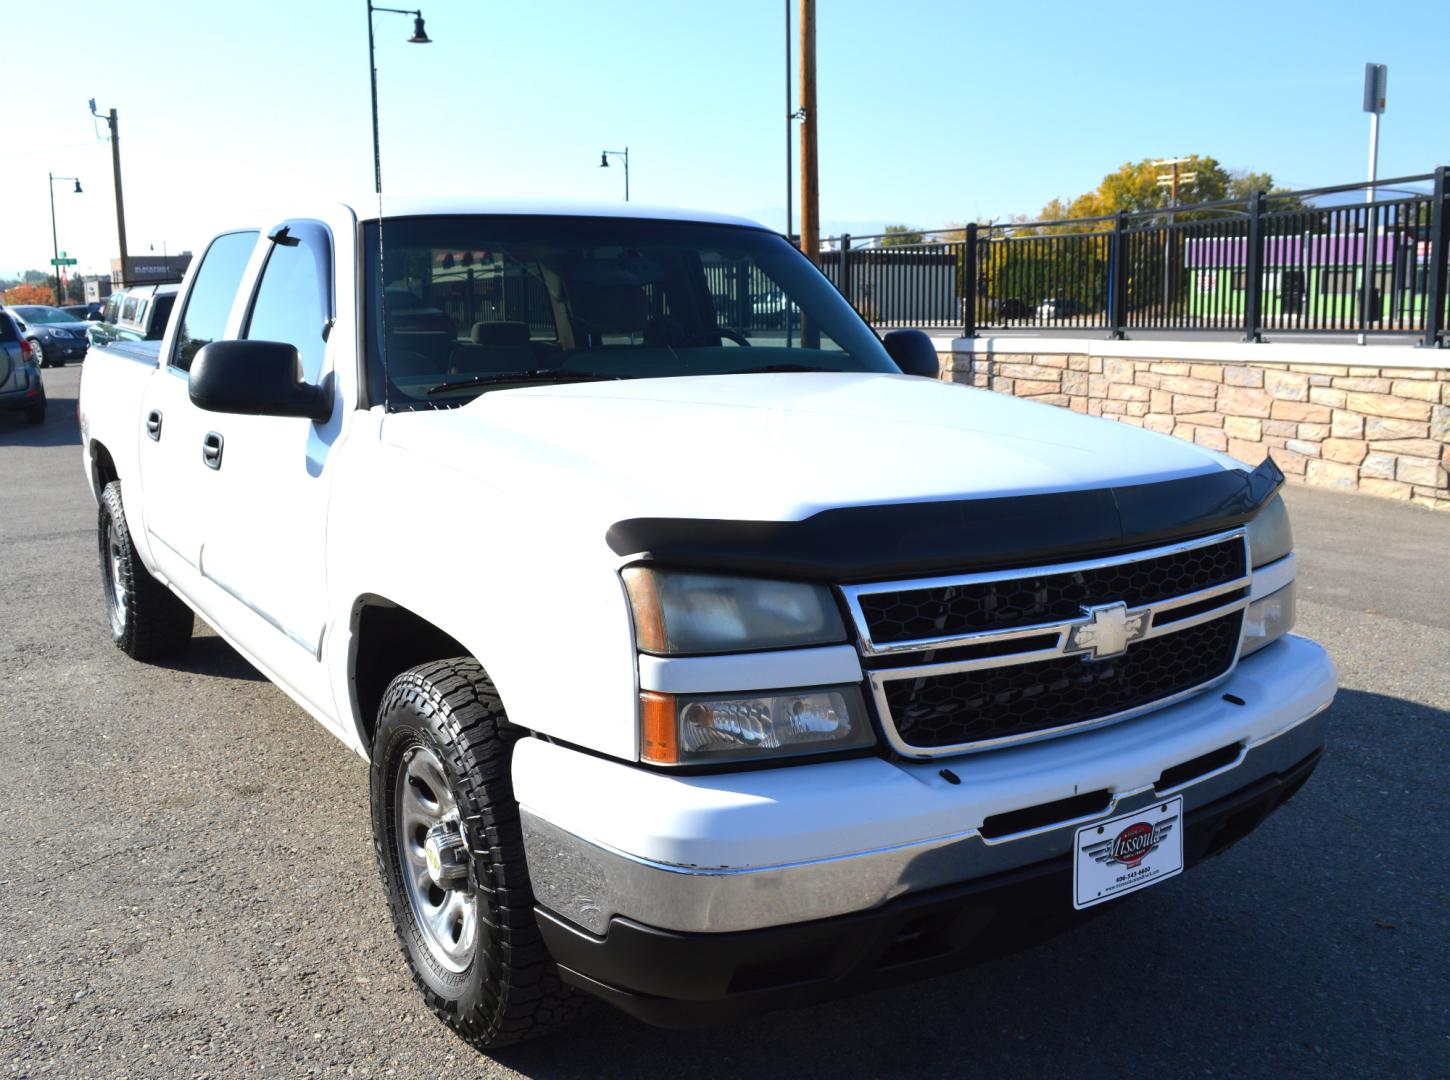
[193, 220, 340, 713]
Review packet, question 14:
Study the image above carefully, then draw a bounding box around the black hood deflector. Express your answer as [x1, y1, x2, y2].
[607, 457, 1284, 583]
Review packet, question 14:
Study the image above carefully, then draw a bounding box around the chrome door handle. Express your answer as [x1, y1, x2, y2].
[145, 410, 162, 441]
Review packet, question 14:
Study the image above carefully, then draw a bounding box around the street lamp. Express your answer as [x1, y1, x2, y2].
[367, 3, 432, 194]
[599, 148, 629, 202]
[48, 173, 83, 305]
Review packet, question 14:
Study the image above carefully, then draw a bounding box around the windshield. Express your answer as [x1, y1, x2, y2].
[13, 306, 74, 324]
[363, 215, 896, 409]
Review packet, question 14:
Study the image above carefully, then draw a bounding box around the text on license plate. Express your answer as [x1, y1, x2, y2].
[1073, 796, 1184, 910]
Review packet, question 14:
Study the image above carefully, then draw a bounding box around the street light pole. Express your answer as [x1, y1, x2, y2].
[600, 148, 630, 201]
[48, 173, 82, 305]
[367, 2, 432, 194]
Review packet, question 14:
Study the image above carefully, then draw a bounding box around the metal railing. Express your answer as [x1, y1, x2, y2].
[822, 167, 1450, 347]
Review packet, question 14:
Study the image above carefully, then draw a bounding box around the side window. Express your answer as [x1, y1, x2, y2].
[173, 230, 260, 371]
[244, 224, 332, 384]
[120, 296, 139, 322]
[133, 300, 149, 327]
[148, 294, 176, 340]
[0, 314, 16, 342]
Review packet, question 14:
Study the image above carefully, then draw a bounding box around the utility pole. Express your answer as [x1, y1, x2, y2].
[798, 0, 819, 265]
[90, 100, 129, 283]
[1153, 157, 1195, 318]
[784, 0, 792, 242]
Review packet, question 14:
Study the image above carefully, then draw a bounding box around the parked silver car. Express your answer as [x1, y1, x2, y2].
[0, 312, 45, 424]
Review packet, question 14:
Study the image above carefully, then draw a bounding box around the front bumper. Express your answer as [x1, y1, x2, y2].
[516, 634, 1335, 938]
[36, 337, 86, 362]
[537, 744, 1323, 1027]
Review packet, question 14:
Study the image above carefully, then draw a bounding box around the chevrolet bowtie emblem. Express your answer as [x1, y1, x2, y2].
[1067, 602, 1145, 661]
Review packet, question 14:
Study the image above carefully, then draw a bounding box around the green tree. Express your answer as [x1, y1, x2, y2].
[879, 224, 925, 247]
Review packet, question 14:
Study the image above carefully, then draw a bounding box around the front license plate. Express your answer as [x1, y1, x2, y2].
[1073, 796, 1184, 910]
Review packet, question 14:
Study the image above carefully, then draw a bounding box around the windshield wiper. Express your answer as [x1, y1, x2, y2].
[725, 363, 838, 375]
[426, 370, 624, 396]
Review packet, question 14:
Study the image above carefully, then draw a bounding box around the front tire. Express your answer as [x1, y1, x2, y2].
[98, 481, 194, 659]
[370, 659, 581, 1050]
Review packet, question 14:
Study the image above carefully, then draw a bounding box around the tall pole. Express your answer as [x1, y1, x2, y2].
[369, 1, 382, 193]
[798, 0, 818, 264]
[624, 147, 630, 202]
[48, 173, 60, 305]
[107, 110, 128, 281]
[1365, 111, 1380, 207]
[784, 0, 792, 242]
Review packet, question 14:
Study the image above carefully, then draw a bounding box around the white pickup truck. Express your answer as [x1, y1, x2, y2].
[78, 200, 1335, 1049]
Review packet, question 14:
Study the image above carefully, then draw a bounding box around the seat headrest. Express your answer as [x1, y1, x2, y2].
[570, 284, 648, 336]
[471, 320, 530, 347]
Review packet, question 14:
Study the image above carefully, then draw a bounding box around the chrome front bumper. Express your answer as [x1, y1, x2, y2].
[518, 635, 1335, 936]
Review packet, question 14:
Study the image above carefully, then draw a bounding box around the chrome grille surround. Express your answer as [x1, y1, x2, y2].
[840, 529, 1253, 758]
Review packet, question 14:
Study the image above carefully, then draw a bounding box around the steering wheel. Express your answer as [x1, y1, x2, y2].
[717, 328, 752, 347]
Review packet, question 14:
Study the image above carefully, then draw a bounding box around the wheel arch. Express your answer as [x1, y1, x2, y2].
[88, 439, 120, 503]
[347, 594, 472, 752]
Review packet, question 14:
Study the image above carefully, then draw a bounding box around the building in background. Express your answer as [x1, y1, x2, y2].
[110, 253, 192, 287]
[83, 276, 114, 304]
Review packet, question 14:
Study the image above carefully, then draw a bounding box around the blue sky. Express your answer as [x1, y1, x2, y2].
[3, 0, 1446, 278]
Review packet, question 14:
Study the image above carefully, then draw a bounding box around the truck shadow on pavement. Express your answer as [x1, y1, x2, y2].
[155, 632, 268, 682]
[487, 687, 1445, 1078]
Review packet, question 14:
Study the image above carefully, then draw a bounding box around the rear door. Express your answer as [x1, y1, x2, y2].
[137, 230, 260, 583]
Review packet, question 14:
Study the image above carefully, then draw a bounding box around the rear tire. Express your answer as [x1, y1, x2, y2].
[98, 481, 194, 659]
[370, 659, 582, 1050]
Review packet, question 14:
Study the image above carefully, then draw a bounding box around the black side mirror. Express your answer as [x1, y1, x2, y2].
[882, 328, 940, 378]
[189, 340, 332, 423]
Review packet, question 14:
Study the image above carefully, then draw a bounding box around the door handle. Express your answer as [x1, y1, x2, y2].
[201, 432, 224, 470]
[145, 409, 162, 441]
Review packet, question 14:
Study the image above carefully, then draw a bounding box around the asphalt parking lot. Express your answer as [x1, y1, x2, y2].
[2, 365, 1447, 1079]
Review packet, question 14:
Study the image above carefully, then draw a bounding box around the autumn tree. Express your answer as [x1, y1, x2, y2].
[4, 283, 57, 305]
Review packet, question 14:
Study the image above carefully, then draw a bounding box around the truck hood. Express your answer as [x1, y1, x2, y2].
[382, 372, 1238, 526]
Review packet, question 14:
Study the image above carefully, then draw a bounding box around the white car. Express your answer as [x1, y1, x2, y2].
[78, 199, 1335, 1050]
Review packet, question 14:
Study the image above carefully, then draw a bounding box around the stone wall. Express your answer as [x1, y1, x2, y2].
[941, 349, 1450, 511]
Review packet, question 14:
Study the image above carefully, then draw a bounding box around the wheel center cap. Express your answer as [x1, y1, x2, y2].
[423, 821, 470, 889]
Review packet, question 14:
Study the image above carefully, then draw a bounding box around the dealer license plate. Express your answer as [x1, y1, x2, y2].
[1073, 796, 1184, 910]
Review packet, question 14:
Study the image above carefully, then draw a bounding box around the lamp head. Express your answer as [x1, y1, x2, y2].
[599, 152, 609, 168]
[408, 14, 431, 43]
[73, 180, 83, 194]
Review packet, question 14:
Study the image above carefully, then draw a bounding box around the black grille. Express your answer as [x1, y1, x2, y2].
[859, 538, 1245, 646]
[882, 612, 1244, 750]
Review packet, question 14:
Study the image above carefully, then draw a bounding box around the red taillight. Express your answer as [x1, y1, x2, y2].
[19, 338, 33, 361]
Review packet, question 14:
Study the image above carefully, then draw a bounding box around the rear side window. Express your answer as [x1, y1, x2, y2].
[0, 314, 15, 342]
[147, 294, 176, 340]
[243, 224, 332, 384]
[173, 230, 259, 371]
[120, 296, 139, 322]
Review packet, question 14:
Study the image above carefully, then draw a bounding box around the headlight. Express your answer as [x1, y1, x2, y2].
[640, 686, 873, 765]
[622, 567, 846, 655]
[1241, 581, 1295, 656]
[1246, 494, 1293, 568]
[49, 328, 74, 340]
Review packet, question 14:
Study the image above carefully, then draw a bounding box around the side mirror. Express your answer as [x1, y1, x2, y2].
[189, 340, 332, 423]
[882, 328, 940, 378]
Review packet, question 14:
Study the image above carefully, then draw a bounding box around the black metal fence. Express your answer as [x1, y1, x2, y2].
[822, 168, 1449, 347]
